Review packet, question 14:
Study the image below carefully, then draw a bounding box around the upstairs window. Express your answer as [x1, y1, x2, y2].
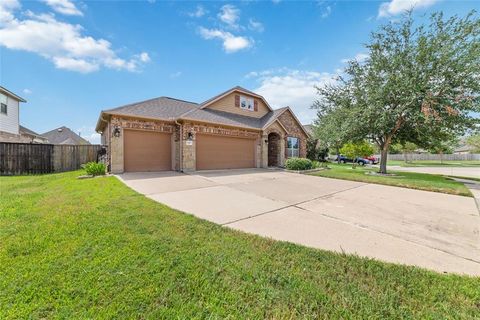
[287, 137, 299, 158]
[0, 93, 7, 115]
[240, 95, 254, 111]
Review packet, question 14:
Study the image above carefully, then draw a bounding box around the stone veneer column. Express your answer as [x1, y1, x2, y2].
[261, 134, 268, 168]
[181, 131, 196, 172]
[110, 127, 124, 173]
[279, 137, 286, 167]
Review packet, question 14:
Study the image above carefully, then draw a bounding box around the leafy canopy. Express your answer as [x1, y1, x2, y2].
[313, 11, 480, 172]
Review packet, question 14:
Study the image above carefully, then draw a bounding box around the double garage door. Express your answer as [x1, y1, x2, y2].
[196, 134, 256, 170]
[124, 130, 255, 172]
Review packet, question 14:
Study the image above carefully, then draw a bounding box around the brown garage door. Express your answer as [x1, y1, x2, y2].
[196, 134, 256, 170]
[124, 129, 172, 172]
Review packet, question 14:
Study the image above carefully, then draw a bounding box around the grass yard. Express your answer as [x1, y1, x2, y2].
[388, 160, 480, 167]
[1, 171, 479, 319]
[311, 163, 472, 197]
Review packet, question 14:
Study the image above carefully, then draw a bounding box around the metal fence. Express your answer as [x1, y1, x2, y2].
[377, 153, 480, 161]
[0, 142, 102, 175]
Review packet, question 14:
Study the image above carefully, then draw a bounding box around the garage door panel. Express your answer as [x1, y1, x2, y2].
[196, 134, 255, 170]
[124, 130, 172, 172]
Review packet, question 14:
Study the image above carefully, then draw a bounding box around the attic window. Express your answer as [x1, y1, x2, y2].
[240, 96, 254, 111]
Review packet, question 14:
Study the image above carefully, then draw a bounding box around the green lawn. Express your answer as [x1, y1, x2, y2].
[388, 160, 480, 167]
[311, 163, 472, 197]
[1, 172, 479, 319]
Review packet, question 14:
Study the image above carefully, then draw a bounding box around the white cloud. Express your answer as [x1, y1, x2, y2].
[218, 4, 240, 29]
[198, 27, 252, 53]
[341, 52, 369, 64]
[248, 18, 264, 32]
[137, 52, 150, 63]
[77, 126, 100, 144]
[169, 71, 182, 78]
[249, 68, 337, 124]
[0, 4, 150, 73]
[378, 0, 438, 17]
[188, 5, 206, 18]
[22, 88, 32, 95]
[41, 0, 83, 16]
[0, 0, 20, 23]
[321, 5, 332, 18]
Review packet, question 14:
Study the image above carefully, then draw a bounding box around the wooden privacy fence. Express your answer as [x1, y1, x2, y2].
[0, 143, 103, 175]
[376, 153, 480, 161]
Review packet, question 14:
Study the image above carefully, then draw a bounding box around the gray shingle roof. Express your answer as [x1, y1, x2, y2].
[42, 126, 90, 145]
[102, 95, 287, 130]
[259, 107, 288, 128]
[97, 88, 303, 133]
[182, 108, 263, 129]
[104, 97, 199, 120]
[19, 125, 46, 139]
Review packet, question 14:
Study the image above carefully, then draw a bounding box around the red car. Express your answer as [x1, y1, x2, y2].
[365, 155, 379, 164]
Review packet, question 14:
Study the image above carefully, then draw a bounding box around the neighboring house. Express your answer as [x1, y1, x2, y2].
[18, 125, 49, 144]
[303, 124, 314, 137]
[454, 144, 474, 154]
[0, 86, 48, 144]
[96, 86, 309, 173]
[42, 126, 91, 145]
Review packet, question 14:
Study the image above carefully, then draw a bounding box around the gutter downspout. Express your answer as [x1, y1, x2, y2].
[174, 119, 183, 172]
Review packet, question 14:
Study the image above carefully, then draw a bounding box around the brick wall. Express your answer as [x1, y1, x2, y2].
[278, 110, 308, 158]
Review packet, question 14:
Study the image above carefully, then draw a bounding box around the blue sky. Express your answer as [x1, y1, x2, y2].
[1, 0, 478, 143]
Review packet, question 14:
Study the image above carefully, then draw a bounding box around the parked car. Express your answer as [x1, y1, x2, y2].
[335, 155, 371, 166]
[365, 155, 379, 164]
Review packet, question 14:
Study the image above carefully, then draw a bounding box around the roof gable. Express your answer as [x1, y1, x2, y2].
[200, 86, 273, 112]
[42, 126, 90, 145]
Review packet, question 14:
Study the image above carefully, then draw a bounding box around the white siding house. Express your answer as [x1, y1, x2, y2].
[0, 87, 23, 135]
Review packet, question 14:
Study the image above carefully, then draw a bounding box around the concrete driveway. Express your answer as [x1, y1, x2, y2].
[117, 169, 480, 276]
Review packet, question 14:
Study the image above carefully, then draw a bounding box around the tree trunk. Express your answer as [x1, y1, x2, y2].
[379, 146, 389, 174]
[403, 151, 408, 163]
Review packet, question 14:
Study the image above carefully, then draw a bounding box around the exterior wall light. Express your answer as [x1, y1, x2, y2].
[187, 132, 194, 141]
[113, 126, 121, 138]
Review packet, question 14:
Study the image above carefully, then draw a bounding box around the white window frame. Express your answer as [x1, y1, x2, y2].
[0, 93, 7, 115]
[239, 95, 254, 111]
[287, 136, 299, 158]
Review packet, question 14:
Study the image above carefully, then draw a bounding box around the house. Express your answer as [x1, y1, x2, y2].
[303, 124, 314, 137]
[18, 125, 49, 144]
[42, 126, 91, 145]
[454, 144, 474, 154]
[0, 86, 48, 144]
[95, 86, 309, 173]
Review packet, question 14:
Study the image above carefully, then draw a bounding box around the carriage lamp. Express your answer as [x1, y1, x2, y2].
[187, 132, 194, 141]
[113, 126, 121, 138]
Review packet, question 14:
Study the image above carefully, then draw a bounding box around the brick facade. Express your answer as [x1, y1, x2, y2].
[106, 108, 307, 173]
[277, 110, 308, 159]
[109, 116, 176, 173]
[108, 116, 262, 173]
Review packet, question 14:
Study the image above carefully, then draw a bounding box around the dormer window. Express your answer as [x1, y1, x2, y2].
[240, 95, 254, 111]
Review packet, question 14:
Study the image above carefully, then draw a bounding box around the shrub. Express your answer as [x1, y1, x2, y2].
[84, 162, 106, 176]
[285, 158, 313, 171]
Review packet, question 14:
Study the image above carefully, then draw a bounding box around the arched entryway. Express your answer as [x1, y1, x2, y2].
[268, 132, 281, 167]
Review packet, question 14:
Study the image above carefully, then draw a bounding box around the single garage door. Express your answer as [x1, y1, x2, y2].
[124, 129, 172, 172]
[196, 134, 256, 170]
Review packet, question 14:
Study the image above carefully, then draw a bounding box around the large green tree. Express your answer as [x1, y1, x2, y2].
[313, 11, 480, 173]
